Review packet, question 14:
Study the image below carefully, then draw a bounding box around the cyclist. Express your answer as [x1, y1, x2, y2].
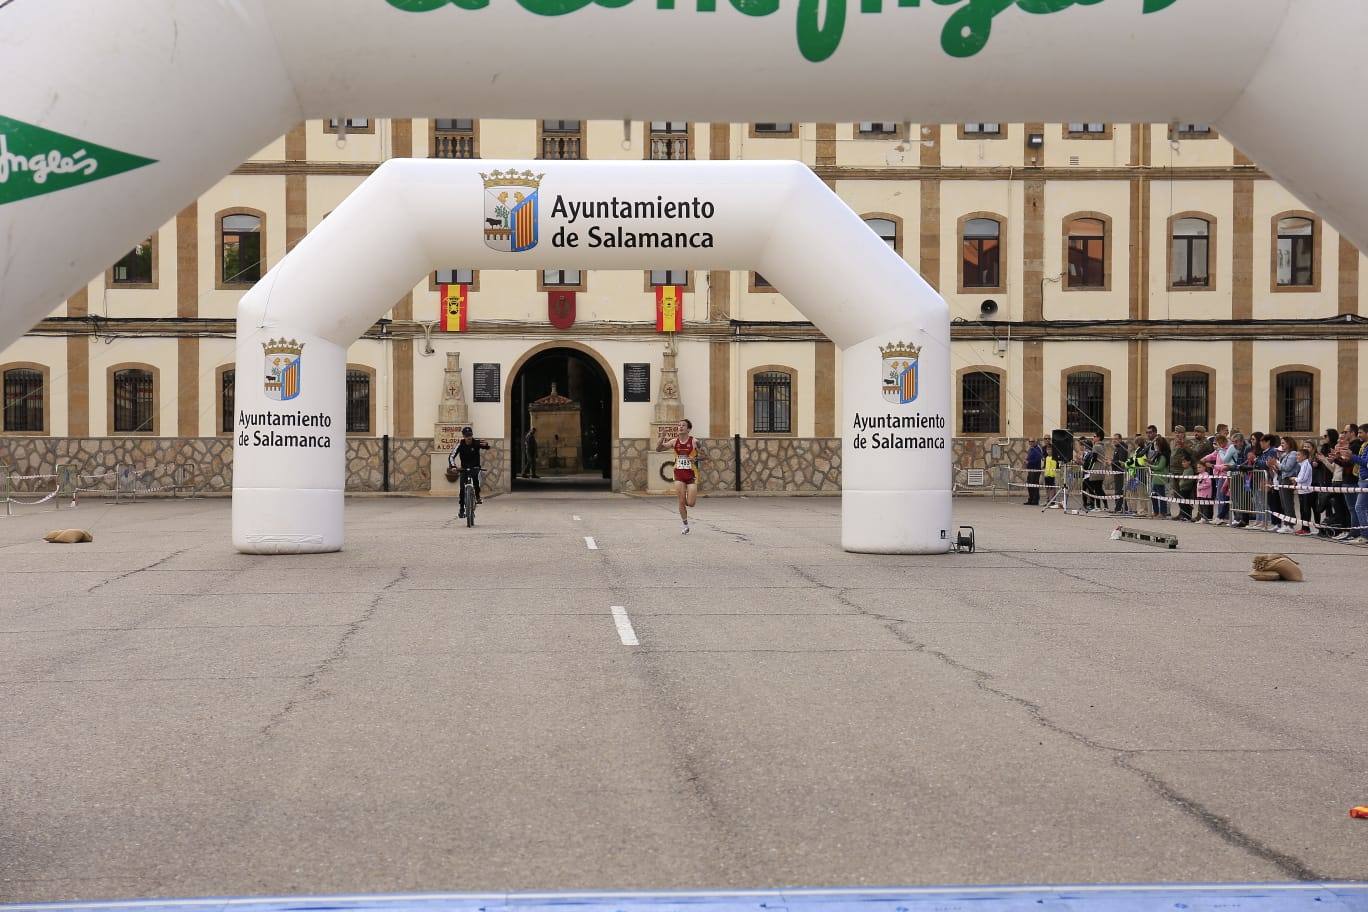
[449, 426, 490, 519]
[656, 418, 702, 534]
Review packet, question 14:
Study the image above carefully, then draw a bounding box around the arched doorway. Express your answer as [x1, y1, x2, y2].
[507, 345, 614, 490]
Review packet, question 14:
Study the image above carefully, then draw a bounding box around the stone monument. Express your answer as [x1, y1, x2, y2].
[647, 337, 687, 493]
[528, 383, 583, 475]
[430, 351, 469, 495]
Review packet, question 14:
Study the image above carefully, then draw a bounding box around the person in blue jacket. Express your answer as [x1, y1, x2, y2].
[1024, 438, 1043, 505]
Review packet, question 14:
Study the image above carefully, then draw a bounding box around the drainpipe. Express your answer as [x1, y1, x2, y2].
[733, 433, 741, 492]
[382, 434, 391, 492]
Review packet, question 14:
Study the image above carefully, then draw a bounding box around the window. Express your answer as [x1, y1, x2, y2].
[436, 269, 476, 285]
[2, 367, 44, 433]
[1066, 216, 1106, 288]
[857, 122, 899, 136]
[960, 371, 1001, 434]
[1066, 122, 1107, 134]
[963, 123, 1001, 136]
[1276, 216, 1316, 287]
[1170, 123, 1218, 142]
[751, 272, 775, 290]
[1170, 371, 1209, 430]
[1065, 371, 1105, 434]
[326, 117, 371, 131]
[541, 120, 582, 159]
[648, 122, 689, 160]
[962, 217, 1002, 289]
[751, 122, 794, 137]
[111, 238, 154, 285]
[752, 371, 792, 434]
[433, 118, 476, 158]
[864, 217, 897, 251]
[220, 212, 262, 286]
[220, 369, 235, 434]
[1170, 217, 1211, 288]
[346, 369, 372, 434]
[542, 269, 582, 287]
[112, 368, 154, 433]
[649, 269, 688, 286]
[1275, 371, 1314, 433]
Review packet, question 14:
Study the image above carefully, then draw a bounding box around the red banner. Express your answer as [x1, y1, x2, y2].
[548, 290, 576, 329]
[655, 285, 683, 332]
[439, 283, 468, 332]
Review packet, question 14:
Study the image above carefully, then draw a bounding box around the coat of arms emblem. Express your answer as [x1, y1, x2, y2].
[482, 169, 543, 252]
[263, 338, 304, 401]
[880, 341, 920, 405]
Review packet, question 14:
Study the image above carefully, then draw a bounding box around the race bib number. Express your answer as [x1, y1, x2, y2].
[675, 456, 693, 470]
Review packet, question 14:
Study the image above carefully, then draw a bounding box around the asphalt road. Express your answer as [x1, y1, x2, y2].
[1, 493, 1365, 901]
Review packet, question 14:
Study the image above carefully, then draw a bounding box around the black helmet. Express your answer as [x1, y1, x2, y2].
[462, 426, 473, 436]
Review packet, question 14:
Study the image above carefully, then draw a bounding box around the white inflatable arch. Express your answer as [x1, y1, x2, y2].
[2, 0, 1366, 554]
[234, 159, 948, 554]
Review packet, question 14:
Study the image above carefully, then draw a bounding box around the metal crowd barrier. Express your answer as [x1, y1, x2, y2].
[0, 463, 208, 516]
[1003, 461, 1368, 543]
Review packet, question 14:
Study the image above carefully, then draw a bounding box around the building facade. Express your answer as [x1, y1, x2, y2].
[2, 118, 1365, 494]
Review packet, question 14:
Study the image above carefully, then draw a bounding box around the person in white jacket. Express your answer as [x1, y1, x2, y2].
[1293, 446, 1315, 536]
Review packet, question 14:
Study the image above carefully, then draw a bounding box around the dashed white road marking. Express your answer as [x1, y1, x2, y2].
[584, 536, 598, 550]
[610, 606, 639, 646]
[573, 514, 582, 521]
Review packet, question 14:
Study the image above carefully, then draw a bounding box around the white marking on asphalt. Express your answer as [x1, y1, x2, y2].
[584, 536, 598, 550]
[611, 606, 639, 646]
[573, 514, 582, 521]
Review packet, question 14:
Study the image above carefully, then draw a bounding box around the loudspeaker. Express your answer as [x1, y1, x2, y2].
[979, 299, 999, 318]
[1051, 429, 1075, 461]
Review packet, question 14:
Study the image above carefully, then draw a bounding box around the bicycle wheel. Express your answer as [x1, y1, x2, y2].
[465, 483, 475, 527]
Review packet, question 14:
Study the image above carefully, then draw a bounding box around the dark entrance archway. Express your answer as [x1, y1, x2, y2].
[508, 346, 613, 490]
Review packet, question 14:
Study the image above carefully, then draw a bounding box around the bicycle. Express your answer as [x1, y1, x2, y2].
[460, 467, 486, 527]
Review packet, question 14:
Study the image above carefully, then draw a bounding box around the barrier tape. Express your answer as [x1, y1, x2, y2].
[1262, 508, 1363, 534]
[1009, 467, 1127, 477]
[1268, 482, 1368, 495]
[5, 489, 60, 506]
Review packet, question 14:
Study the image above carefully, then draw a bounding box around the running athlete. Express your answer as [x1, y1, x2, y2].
[449, 426, 491, 519]
[656, 418, 702, 533]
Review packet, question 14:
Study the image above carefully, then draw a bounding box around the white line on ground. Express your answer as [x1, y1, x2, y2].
[573, 514, 582, 521]
[610, 606, 639, 646]
[584, 536, 598, 550]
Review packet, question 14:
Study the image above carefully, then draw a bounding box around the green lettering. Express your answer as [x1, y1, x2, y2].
[385, 0, 1186, 64]
[385, 0, 488, 9]
[797, 0, 846, 61]
[729, 0, 778, 15]
[517, 0, 632, 13]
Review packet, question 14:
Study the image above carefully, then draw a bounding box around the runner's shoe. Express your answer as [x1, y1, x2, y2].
[681, 521, 690, 534]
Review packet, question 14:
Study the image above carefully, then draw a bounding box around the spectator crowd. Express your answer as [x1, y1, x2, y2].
[1019, 423, 1368, 541]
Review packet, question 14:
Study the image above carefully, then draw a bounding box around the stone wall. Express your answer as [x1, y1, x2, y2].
[615, 437, 841, 494]
[0, 434, 1050, 497]
[0, 437, 234, 494]
[346, 438, 434, 492]
[0, 436, 449, 495]
[613, 438, 649, 494]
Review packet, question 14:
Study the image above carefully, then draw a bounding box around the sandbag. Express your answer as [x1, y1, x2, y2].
[44, 528, 93, 544]
[1248, 570, 1282, 582]
[1252, 553, 1303, 582]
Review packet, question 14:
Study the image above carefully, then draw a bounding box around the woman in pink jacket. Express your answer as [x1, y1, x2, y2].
[1201, 434, 1230, 526]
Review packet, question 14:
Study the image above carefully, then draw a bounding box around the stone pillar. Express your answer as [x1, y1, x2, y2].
[430, 351, 469, 496]
[648, 337, 687, 493]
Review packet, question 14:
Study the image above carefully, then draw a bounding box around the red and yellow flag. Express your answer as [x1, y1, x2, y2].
[440, 283, 468, 332]
[655, 284, 683, 332]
